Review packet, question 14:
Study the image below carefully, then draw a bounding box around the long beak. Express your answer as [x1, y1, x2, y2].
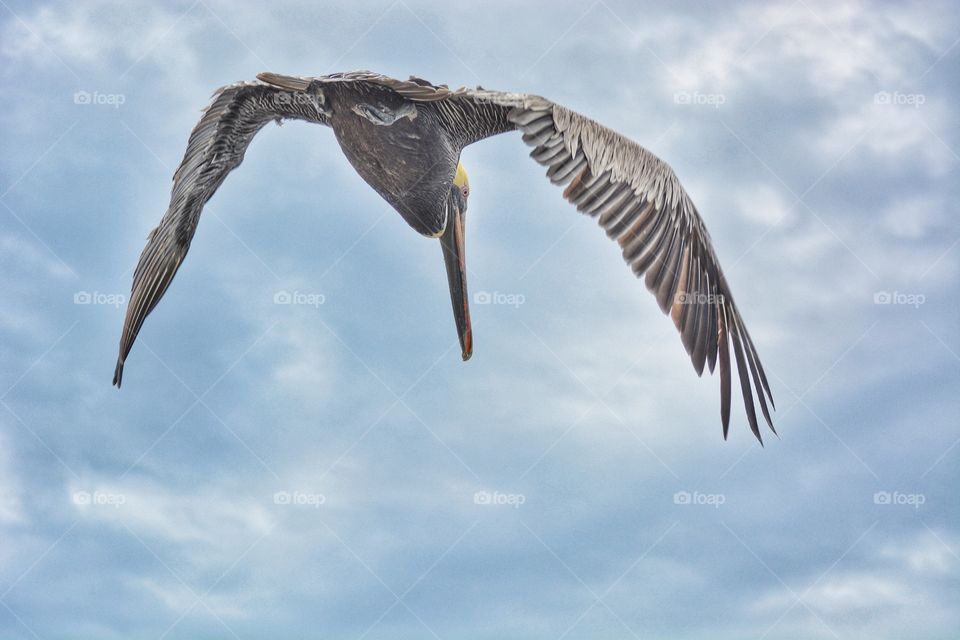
[440, 194, 473, 361]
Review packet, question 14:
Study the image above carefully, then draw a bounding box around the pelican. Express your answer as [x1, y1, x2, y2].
[114, 71, 776, 441]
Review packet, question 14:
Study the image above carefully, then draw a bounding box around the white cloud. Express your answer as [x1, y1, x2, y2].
[130, 577, 250, 618]
[69, 475, 273, 547]
[752, 529, 960, 637]
[879, 194, 950, 240]
[734, 182, 796, 226]
[0, 233, 74, 281]
[880, 529, 958, 575]
[815, 101, 957, 177]
[0, 1, 200, 68]
[261, 321, 340, 409]
[0, 433, 24, 525]
[632, 0, 945, 93]
[800, 573, 911, 612]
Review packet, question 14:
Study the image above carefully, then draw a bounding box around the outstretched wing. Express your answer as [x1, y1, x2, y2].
[381, 82, 775, 441]
[507, 96, 776, 440]
[113, 82, 329, 386]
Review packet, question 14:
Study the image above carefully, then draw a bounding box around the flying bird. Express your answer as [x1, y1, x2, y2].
[114, 71, 776, 441]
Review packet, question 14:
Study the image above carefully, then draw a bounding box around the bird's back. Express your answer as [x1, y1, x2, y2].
[325, 81, 459, 236]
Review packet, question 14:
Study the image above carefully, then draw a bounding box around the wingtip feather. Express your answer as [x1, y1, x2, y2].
[113, 359, 124, 388]
[719, 310, 731, 439]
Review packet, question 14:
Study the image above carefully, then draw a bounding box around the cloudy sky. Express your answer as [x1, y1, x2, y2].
[1, 0, 958, 638]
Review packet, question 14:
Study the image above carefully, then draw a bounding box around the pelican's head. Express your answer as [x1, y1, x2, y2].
[453, 162, 470, 207]
[440, 162, 473, 361]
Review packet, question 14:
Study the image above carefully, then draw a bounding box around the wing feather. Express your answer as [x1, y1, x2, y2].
[447, 88, 775, 440]
[728, 316, 761, 442]
[113, 81, 329, 386]
[718, 306, 732, 437]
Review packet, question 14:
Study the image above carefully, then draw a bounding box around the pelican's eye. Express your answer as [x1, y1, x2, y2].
[461, 185, 470, 199]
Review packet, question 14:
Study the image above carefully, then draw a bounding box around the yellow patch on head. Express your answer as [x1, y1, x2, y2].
[453, 163, 469, 189]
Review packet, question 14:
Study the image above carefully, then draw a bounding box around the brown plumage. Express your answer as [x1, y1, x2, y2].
[114, 70, 776, 442]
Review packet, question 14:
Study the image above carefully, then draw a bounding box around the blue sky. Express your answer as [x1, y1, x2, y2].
[1, 0, 958, 638]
